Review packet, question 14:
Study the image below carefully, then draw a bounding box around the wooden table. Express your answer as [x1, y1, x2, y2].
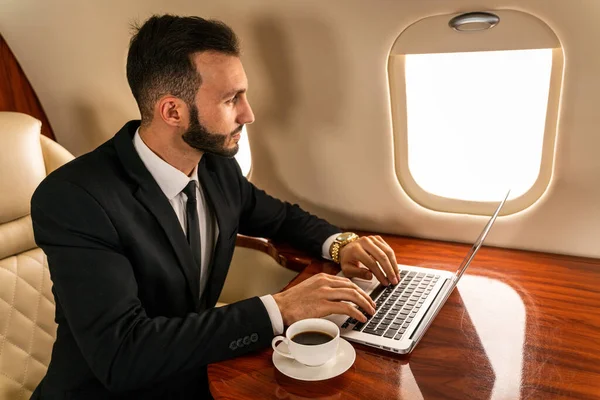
[208, 235, 600, 399]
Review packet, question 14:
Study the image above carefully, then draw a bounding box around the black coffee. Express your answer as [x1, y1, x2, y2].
[291, 331, 334, 346]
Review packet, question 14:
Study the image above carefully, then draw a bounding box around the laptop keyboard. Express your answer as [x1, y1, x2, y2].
[341, 271, 440, 340]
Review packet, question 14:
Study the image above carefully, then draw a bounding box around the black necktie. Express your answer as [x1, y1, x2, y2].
[182, 181, 201, 270]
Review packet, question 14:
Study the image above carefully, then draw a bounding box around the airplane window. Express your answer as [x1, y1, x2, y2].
[404, 49, 552, 202]
[388, 10, 563, 215]
[234, 125, 252, 176]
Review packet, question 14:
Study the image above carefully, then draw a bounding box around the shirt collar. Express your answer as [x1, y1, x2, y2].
[133, 128, 199, 200]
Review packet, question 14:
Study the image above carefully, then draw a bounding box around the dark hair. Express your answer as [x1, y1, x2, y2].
[126, 14, 239, 124]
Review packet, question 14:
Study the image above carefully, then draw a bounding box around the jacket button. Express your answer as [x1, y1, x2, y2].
[229, 341, 237, 351]
[243, 336, 251, 345]
[250, 333, 258, 342]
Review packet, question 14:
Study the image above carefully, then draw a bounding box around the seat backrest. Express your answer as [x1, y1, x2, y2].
[0, 112, 73, 399]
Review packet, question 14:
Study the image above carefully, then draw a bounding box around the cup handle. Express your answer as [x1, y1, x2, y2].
[271, 336, 294, 359]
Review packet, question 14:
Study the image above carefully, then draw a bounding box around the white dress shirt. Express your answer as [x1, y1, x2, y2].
[133, 129, 338, 335]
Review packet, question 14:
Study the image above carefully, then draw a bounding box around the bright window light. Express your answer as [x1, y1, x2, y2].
[234, 126, 252, 176]
[404, 49, 553, 202]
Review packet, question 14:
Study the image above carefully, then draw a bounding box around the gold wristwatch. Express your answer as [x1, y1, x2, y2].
[329, 232, 359, 264]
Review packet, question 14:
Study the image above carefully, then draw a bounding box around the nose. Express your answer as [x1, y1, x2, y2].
[237, 97, 255, 125]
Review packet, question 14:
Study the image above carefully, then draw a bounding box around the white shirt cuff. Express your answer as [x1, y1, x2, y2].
[259, 295, 284, 335]
[321, 233, 339, 261]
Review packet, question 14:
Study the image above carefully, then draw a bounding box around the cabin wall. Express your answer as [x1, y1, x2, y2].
[1, 0, 599, 258]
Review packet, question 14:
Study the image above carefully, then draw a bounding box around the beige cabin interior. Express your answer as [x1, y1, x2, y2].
[1, 0, 599, 398]
[2, 0, 600, 258]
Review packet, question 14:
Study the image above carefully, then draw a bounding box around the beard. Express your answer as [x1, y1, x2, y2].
[182, 104, 242, 158]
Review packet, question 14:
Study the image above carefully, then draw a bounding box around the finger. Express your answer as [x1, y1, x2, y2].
[343, 265, 373, 281]
[352, 245, 390, 286]
[328, 301, 370, 323]
[362, 237, 399, 284]
[326, 288, 376, 316]
[372, 236, 399, 278]
[326, 276, 377, 309]
[363, 236, 398, 283]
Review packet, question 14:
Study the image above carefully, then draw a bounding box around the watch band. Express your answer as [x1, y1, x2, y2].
[330, 232, 359, 264]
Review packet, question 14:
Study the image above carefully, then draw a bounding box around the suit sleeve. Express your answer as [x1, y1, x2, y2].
[31, 178, 274, 393]
[234, 161, 341, 256]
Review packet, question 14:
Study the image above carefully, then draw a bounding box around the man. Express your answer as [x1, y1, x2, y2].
[31, 15, 399, 399]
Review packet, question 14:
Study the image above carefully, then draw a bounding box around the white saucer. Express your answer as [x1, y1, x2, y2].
[272, 338, 356, 381]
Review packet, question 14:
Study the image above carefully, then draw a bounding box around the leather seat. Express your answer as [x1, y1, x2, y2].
[0, 112, 73, 399]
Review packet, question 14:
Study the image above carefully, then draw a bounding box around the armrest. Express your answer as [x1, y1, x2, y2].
[234, 235, 316, 273]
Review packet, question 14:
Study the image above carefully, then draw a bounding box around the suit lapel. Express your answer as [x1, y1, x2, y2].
[114, 121, 200, 309]
[198, 159, 235, 307]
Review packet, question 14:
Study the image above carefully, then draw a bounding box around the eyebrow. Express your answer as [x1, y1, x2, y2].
[221, 88, 246, 100]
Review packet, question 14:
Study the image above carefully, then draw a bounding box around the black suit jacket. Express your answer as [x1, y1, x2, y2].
[30, 121, 340, 399]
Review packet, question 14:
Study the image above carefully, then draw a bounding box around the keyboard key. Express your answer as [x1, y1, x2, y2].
[384, 330, 396, 339]
[353, 322, 365, 331]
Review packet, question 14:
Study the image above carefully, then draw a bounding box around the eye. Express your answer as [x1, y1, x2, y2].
[226, 95, 239, 105]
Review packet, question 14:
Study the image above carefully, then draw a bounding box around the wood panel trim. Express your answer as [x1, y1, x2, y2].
[235, 235, 315, 273]
[0, 33, 56, 140]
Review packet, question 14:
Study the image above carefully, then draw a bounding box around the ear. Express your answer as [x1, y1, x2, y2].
[156, 96, 188, 128]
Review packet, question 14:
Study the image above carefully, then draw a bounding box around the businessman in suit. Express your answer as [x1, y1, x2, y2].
[30, 15, 400, 399]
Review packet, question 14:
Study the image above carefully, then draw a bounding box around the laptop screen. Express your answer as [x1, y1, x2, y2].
[451, 191, 510, 286]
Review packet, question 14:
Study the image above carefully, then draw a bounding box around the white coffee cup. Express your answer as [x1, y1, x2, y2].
[271, 318, 340, 367]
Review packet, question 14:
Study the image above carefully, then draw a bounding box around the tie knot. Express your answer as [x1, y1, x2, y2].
[183, 181, 197, 202]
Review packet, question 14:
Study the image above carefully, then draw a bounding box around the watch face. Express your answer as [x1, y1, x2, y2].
[337, 232, 354, 241]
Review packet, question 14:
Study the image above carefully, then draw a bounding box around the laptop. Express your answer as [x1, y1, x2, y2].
[326, 191, 509, 354]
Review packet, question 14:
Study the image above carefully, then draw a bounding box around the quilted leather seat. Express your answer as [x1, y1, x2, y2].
[0, 112, 73, 399]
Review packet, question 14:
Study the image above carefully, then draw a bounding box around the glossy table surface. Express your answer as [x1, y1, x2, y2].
[208, 235, 600, 400]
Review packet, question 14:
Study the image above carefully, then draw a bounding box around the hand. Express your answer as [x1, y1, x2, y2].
[339, 235, 399, 286]
[272, 273, 377, 326]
